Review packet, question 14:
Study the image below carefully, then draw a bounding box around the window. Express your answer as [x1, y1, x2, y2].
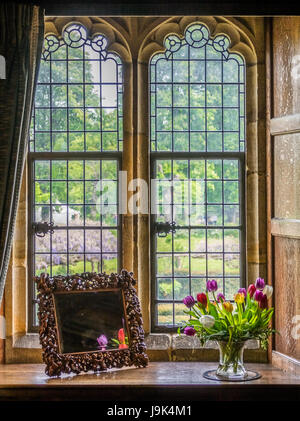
[19, 17, 254, 343]
[5, 16, 264, 363]
[28, 24, 123, 329]
[150, 24, 245, 330]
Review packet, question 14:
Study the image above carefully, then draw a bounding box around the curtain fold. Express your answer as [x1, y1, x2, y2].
[0, 3, 44, 304]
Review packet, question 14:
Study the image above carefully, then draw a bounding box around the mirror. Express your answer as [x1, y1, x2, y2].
[36, 270, 149, 377]
[53, 289, 129, 354]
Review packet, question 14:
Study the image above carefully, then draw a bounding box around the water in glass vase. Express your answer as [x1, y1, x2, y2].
[216, 340, 247, 380]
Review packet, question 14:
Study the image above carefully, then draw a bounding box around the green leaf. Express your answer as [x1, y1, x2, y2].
[207, 301, 218, 319]
[190, 319, 201, 325]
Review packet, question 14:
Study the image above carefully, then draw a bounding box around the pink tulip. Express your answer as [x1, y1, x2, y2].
[248, 284, 256, 298]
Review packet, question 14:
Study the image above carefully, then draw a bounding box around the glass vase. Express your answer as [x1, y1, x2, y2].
[216, 340, 247, 380]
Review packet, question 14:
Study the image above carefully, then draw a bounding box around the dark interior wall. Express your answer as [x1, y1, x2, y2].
[0, 299, 4, 364]
[10, 1, 300, 15]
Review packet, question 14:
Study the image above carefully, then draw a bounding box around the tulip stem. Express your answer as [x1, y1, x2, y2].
[217, 340, 246, 377]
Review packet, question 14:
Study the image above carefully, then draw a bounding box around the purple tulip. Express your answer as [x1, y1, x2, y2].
[97, 334, 108, 348]
[183, 295, 195, 308]
[184, 326, 196, 336]
[259, 294, 268, 309]
[255, 277, 265, 290]
[217, 293, 225, 302]
[238, 288, 247, 298]
[207, 279, 218, 292]
[254, 290, 264, 302]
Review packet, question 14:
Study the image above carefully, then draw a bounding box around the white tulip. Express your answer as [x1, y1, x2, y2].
[200, 315, 215, 328]
[263, 285, 273, 299]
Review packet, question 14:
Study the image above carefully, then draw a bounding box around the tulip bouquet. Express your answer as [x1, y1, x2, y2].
[179, 278, 276, 379]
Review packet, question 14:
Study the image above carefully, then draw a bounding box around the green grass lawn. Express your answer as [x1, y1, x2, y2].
[50, 257, 118, 276]
[157, 254, 240, 277]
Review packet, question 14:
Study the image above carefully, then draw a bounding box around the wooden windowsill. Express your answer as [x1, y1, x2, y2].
[0, 362, 299, 401]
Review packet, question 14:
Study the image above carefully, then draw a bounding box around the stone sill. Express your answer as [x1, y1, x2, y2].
[13, 333, 40, 349]
[13, 333, 259, 351]
[145, 333, 260, 350]
[8, 333, 265, 364]
[12, 333, 260, 351]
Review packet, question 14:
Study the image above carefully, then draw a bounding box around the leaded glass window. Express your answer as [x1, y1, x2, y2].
[30, 24, 123, 152]
[150, 24, 245, 330]
[29, 24, 122, 329]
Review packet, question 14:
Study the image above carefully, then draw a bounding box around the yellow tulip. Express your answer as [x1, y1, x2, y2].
[234, 293, 245, 304]
[222, 301, 233, 313]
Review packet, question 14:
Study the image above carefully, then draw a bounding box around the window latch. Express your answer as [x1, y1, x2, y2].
[155, 221, 177, 237]
[32, 221, 55, 238]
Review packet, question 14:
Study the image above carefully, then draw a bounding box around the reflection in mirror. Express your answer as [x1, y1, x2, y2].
[53, 289, 129, 354]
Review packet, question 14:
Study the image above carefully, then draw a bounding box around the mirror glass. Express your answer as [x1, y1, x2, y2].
[53, 289, 129, 354]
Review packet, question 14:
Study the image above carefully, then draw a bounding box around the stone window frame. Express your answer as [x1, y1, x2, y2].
[5, 16, 265, 362]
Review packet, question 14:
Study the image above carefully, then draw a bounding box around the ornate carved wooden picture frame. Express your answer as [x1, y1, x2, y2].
[36, 270, 148, 376]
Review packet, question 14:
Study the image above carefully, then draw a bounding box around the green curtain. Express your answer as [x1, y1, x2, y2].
[0, 3, 44, 304]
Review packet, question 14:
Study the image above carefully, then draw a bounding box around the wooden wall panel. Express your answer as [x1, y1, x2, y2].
[274, 237, 300, 359]
[274, 133, 300, 219]
[270, 17, 300, 367]
[273, 17, 300, 117]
